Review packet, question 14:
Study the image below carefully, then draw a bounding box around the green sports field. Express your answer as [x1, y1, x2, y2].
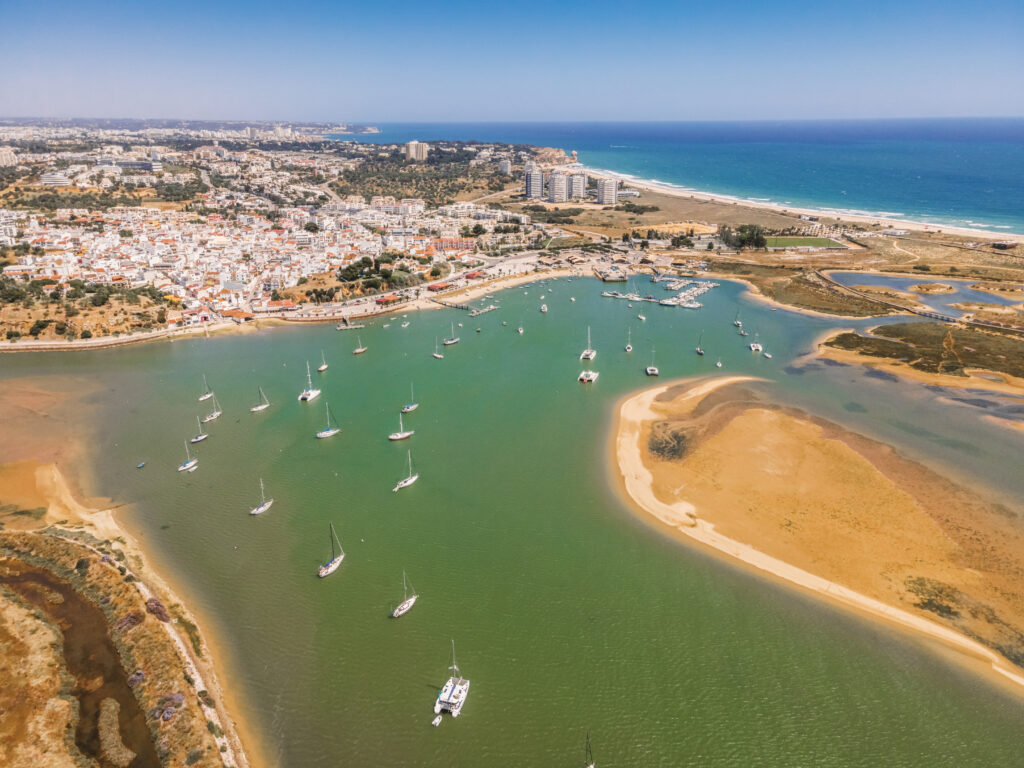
[765, 236, 845, 248]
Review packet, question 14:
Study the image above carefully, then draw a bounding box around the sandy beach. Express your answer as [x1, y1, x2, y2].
[581, 166, 1024, 241]
[613, 376, 1024, 692]
[0, 376, 266, 768]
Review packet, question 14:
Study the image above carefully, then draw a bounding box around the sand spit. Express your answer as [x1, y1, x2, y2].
[614, 377, 1024, 691]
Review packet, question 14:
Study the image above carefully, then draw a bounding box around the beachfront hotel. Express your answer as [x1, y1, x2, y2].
[525, 168, 544, 199]
[597, 178, 618, 205]
[547, 171, 568, 203]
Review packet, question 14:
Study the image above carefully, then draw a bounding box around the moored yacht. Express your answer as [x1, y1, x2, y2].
[353, 336, 367, 354]
[202, 394, 222, 423]
[434, 640, 470, 718]
[443, 322, 460, 346]
[388, 413, 414, 441]
[317, 350, 328, 372]
[249, 477, 274, 515]
[625, 327, 633, 353]
[318, 522, 344, 578]
[250, 386, 271, 412]
[578, 370, 599, 383]
[390, 571, 419, 618]
[695, 330, 705, 356]
[198, 374, 214, 402]
[579, 326, 596, 360]
[191, 416, 208, 444]
[298, 361, 322, 402]
[177, 441, 198, 472]
[645, 348, 659, 376]
[401, 383, 419, 413]
[393, 450, 419, 492]
[316, 403, 341, 439]
[432, 338, 444, 359]
[540, 304, 548, 313]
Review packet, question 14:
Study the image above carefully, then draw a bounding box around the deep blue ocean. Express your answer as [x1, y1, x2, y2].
[329, 120, 1024, 234]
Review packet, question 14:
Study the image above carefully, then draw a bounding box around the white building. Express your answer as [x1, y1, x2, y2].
[41, 172, 72, 187]
[0, 148, 17, 167]
[525, 169, 544, 199]
[498, 159, 512, 175]
[405, 141, 430, 161]
[547, 172, 568, 203]
[568, 172, 587, 199]
[596, 178, 618, 205]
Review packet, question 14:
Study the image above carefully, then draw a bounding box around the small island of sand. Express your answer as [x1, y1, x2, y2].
[614, 376, 1024, 688]
[910, 282, 957, 294]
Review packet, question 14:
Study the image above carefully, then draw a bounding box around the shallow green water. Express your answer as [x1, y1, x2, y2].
[5, 277, 1024, 766]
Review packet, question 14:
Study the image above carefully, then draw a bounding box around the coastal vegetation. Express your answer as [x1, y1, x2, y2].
[331, 147, 515, 205]
[0, 277, 169, 341]
[824, 322, 1024, 379]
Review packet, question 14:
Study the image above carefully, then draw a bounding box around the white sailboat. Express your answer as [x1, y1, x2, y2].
[317, 522, 344, 578]
[388, 413, 414, 441]
[637, 313, 646, 322]
[733, 310, 742, 328]
[540, 304, 548, 313]
[625, 327, 633, 353]
[390, 571, 419, 618]
[584, 732, 596, 768]
[249, 477, 274, 515]
[298, 361, 322, 402]
[316, 402, 341, 439]
[764, 348, 773, 359]
[198, 374, 214, 402]
[393, 450, 419, 492]
[695, 330, 705, 356]
[202, 393, 222, 422]
[317, 350, 328, 372]
[353, 336, 367, 355]
[434, 640, 470, 718]
[579, 326, 596, 360]
[250, 387, 271, 413]
[432, 337, 444, 360]
[191, 415, 208, 443]
[177, 441, 198, 472]
[716, 358, 723, 368]
[443, 322, 460, 346]
[401, 383, 419, 413]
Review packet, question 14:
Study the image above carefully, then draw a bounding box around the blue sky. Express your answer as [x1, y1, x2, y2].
[3, 0, 1022, 121]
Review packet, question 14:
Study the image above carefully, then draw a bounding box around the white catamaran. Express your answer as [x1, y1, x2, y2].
[198, 374, 214, 402]
[434, 640, 470, 718]
[316, 403, 341, 439]
[202, 393, 222, 423]
[579, 326, 596, 360]
[190, 415, 208, 444]
[250, 387, 271, 412]
[390, 571, 419, 618]
[318, 522, 344, 578]
[177, 441, 198, 472]
[401, 383, 419, 413]
[388, 413, 414, 441]
[249, 477, 274, 516]
[645, 347, 659, 377]
[298, 361, 322, 402]
[317, 350, 329, 372]
[393, 450, 419, 492]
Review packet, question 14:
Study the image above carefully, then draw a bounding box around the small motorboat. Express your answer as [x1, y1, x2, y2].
[432, 716, 442, 727]
[136, 462, 146, 469]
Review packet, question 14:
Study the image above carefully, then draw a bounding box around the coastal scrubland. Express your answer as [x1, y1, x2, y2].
[824, 322, 1024, 379]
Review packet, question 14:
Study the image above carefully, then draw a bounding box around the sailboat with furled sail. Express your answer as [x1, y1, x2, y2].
[393, 450, 419, 492]
[198, 374, 214, 402]
[401, 383, 419, 413]
[388, 413, 414, 441]
[249, 477, 274, 515]
[318, 522, 344, 578]
[191, 415, 208, 443]
[316, 403, 341, 439]
[202, 393, 222, 422]
[298, 361, 321, 402]
[177, 441, 198, 472]
[390, 571, 419, 618]
[250, 386, 271, 412]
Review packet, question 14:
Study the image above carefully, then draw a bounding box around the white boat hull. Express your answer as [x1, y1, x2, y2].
[178, 459, 198, 472]
[401, 404, 419, 413]
[298, 389, 322, 402]
[190, 434, 208, 444]
[198, 392, 213, 402]
[250, 403, 270, 412]
[391, 594, 418, 618]
[318, 554, 344, 578]
[388, 431, 414, 441]
[443, 339, 459, 346]
[353, 348, 367, 355]
[318, 364, 328, 372]
[202, 411, 222, 423]
[317, 428, 341, 439]
[432, 353, 444, 359]
[393, 474, 419, 492]
[250, 499, 274, 516]
[580, 350, 596, 361]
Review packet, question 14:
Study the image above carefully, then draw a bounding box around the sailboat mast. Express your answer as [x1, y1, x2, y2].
[259, 478, 265, 504]
[329, 523, 336, 560]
